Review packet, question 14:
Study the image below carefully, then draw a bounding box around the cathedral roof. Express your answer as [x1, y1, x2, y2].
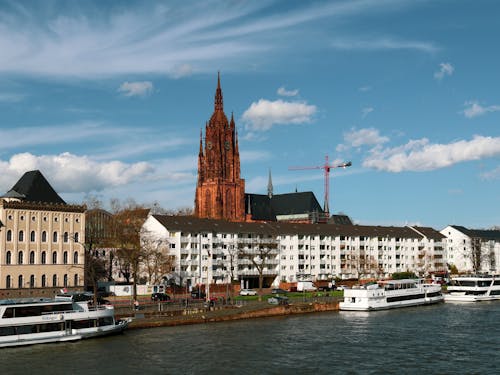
[1, 170, 66, 205]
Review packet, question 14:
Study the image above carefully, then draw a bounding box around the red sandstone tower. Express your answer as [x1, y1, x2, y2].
[194, 74, 245, 221]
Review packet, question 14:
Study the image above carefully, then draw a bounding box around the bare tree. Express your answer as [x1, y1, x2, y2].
[140, 234, 175, 285]
[467, 237, 486, 274]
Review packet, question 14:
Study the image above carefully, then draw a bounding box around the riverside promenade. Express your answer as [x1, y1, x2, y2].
[114, 296, 340, 329]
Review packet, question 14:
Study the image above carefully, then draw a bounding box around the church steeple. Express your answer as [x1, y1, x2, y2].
[214, 71, 223, 111]
[195, 73, 245, 221]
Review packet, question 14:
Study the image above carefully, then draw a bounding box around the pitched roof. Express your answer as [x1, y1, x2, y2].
[151, 214, 429, 240]
[450, 225, 500, 241]
[245, 191, 323, 221]
[2, 170, 66, 205]
[410, 226, 446, 241]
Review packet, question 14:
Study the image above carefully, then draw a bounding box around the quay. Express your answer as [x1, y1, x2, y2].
[114, 297, 340, 329]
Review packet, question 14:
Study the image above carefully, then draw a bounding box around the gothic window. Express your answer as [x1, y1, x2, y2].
[41, 275, 46, 287]
[52, 274, 57, 287]
[53, 231, 58, 243]
[18, 230, 24, 242]
[30, 275, 35, 288]
[63, 274, 68, 287]
[74, 274, 78, 286]
[18, 275, 23, 288]
[73, 251, 78, 264]
[74, 232, 79, 243]
[63, 251, 68, 264]
[52, 251, 57, 264]
[63, 232, 69, 243]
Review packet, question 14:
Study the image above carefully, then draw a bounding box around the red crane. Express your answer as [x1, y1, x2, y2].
[289, 155, 351, 214]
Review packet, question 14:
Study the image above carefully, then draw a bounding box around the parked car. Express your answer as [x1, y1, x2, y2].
[151, 292, 171, 302]
[239, 289, 257, 296]
[271, 288, 288, 294]
[268, 296, 289, 305]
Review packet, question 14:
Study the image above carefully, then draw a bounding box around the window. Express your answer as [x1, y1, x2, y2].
[53, 232, 58, 243]
[63, 251, 68, 264]
[52, 274, 57, 287]
[6, 275, 11, 289]
[6, 230, 12, 242]
[18, 275, 23, 288]
[63, 274, 68, 287]
[73, 251, 78, 264]
[52, 251, 57, 264]
[41, 275, 46, 287]
[30, 275, 35, 288]
[41, 251, 46, 264]
[18, 251, 24, 265]
[74, 232, 79, 243]
[6, 251, 11, 265]
[29, 251, 35, 264]
[19, 230, 24, 242]
[42, 231, 47, 242]
[74, 274, 78, 286]
[63, 232, 69, 243]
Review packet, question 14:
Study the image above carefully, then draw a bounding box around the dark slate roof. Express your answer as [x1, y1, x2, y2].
[245, 192, 323, 221]
[410, 226, 447, 241]
[151, 215, 427, 239]
[2, 170, 66, 205]
[450, 225, 500, 241]
[328, 215, 353, 225]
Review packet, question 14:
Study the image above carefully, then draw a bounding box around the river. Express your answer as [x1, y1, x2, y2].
[2, 302, 499, 374]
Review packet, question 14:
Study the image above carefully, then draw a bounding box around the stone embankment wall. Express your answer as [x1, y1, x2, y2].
[122, 300, 340, 329]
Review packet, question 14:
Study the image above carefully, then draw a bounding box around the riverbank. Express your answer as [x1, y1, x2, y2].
[118, 299, 340, 329]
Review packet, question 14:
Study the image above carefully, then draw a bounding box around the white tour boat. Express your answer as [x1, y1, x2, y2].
[0, 293, 129, 348]
[444, 275, 500, 302]
[339, 279, 443, 311]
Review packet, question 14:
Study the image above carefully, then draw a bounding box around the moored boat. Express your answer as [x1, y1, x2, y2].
[0, 293, 129, 348]
[444, 275, 500, 302]
[339, 279, 443, 311]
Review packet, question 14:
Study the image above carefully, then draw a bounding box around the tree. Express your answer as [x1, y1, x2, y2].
[468, 237, 486, 273]
[140, 234, 175, 285]
[237, 233, 278, 301]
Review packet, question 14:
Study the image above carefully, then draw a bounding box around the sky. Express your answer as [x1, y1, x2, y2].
[0, 0, 499, 230]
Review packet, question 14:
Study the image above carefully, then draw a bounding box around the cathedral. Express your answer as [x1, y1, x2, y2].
[195, 74, 350, 225]
[194, 74, 246, 221]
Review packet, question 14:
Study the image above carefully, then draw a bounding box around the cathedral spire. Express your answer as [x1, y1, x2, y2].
[214, 71, 223, 111]
[267, 168, 273, 198]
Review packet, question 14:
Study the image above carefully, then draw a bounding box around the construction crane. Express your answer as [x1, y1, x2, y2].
[289, 155, 351, 214]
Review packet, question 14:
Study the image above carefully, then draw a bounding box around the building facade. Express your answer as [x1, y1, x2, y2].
[195, 73, 246, 222]
[441, 225, 500, 274]
[0, 171, 86, 297]
[142, 214, 447, 288]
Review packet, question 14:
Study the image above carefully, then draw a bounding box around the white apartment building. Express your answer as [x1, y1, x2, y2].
[142, 214, 446, 288]
[440, 225, 500, 274]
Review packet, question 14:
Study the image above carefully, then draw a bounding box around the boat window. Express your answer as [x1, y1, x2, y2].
[0, 326, 16, 336]
[477, 280, 491, 287]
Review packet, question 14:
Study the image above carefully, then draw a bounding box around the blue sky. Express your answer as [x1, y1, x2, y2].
[0, 0, 499, 230]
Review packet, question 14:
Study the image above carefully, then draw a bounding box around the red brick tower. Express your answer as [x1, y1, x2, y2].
[195, 73, 245, 221]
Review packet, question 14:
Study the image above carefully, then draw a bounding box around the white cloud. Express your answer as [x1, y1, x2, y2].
[242, 99, 317, 131]
[363, 135, 500, 172]
[361, 106, 374, 118]
[480, 165, 500, 180]
[331, 36, 437, 53]
[434, 62, 454, 80]
[463, 101, 500, 118]
[277, 87, 299, 97]
[0, 152, 153, 194]
[170, 64, 194, 79]
[337, 127, 389, 152]
[118, 81, 154, 97]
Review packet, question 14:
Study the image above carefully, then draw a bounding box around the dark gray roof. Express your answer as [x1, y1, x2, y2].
[2, 170, 66, 205]
[451, 225, 500, 241]
[328, 215, 353, 225]
[410, 226, 447, 241]
[245, 191, 323, 221]
[151, 214, 428, 239]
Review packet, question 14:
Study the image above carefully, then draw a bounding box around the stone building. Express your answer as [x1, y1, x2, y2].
[195, 73, 246, 221]
[0, 170, 85, 298]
